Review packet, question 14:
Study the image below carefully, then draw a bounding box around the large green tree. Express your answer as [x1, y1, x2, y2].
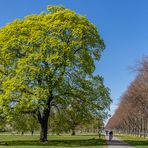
[0, 5, 111, 142]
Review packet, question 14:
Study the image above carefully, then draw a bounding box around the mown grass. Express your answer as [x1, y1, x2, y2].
[0, 134, 106, 148]
[117, 134, 148, 148]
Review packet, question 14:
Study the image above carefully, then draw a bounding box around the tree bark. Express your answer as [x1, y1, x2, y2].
[40, 117, 49, 142]
[38, 107, 50, 142]
[71, 128, 76, 135]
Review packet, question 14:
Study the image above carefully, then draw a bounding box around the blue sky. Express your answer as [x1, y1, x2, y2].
[0, 0, 148, 118]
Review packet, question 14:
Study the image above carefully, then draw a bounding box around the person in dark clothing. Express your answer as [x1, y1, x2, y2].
[109, 130, 113, 141]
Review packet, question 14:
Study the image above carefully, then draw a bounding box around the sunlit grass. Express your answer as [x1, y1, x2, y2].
[0, 134, 106, 148]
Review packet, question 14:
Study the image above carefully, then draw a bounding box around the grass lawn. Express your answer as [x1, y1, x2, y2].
[0, 134, 106, 148]
[117, 134, 148, 148]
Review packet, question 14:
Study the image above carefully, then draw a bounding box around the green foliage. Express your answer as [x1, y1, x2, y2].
[0, 5, 106, 114]
[49, 75, 110, 135]
[47, 5, 66, 13]
[11, 114, 39, 134]
[49, 101, 92, 135]
[0, 5, 111, 140]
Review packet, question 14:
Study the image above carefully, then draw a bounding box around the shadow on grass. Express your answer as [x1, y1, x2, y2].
[124, 140, 148, 146]
[1, 137, 147, 147]
[106, 139, 148, 146]
[1, 138, 106, 147]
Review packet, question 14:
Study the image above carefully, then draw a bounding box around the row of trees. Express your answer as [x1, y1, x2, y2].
[1, 111, 103, 136]
[0, 5, 111, 142]
[106, 57, 148, 138]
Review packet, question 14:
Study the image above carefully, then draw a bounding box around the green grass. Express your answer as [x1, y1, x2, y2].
[0, 135, 106, 148]
[117, 134, 148, 148]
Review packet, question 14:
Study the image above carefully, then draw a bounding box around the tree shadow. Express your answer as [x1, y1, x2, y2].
[1, 136, 147, 147]
[106, 139, 148, 146]
[124, 140, 148, 146]
[0, 138, 106, 147]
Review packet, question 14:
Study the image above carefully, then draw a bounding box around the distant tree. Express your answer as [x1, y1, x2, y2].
[0, 116, 6, 132]
[26, 115, 39, 135]
[49, 76, 110, 135]
[11, 115, 29, 135]
[49, 110, 70, 135]
[106, 57, 148, 138]
[50, 101, 93, 136]
[11, 114, 39, 135]
[0, 5, 110, 142]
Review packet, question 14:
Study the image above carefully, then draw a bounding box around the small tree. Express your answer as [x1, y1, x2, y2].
[11, 114, 39, 135]
[49, 76, 110, 135]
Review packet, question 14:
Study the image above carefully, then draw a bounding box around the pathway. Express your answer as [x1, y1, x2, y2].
[105, 136, 135, 148]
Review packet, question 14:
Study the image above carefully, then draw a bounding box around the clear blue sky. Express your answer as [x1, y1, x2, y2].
[0, 0, 148, 117]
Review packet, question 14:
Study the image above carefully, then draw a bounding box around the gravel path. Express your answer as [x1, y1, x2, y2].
[105, 136, 135, 148]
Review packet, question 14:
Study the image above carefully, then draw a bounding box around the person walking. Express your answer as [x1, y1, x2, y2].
[109, 130, 113, 141]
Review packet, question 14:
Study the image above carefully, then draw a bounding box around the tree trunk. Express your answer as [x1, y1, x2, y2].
[71, 129, 76, 135]
[38, 107, 50, 142]
[40, 117, 48, 142]
[37, 95, 53, 142]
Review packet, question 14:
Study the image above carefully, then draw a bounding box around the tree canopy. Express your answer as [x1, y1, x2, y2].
[0, 5, 111, 142]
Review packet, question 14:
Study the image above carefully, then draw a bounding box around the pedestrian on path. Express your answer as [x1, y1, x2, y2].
[109, 130, 113, 141]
